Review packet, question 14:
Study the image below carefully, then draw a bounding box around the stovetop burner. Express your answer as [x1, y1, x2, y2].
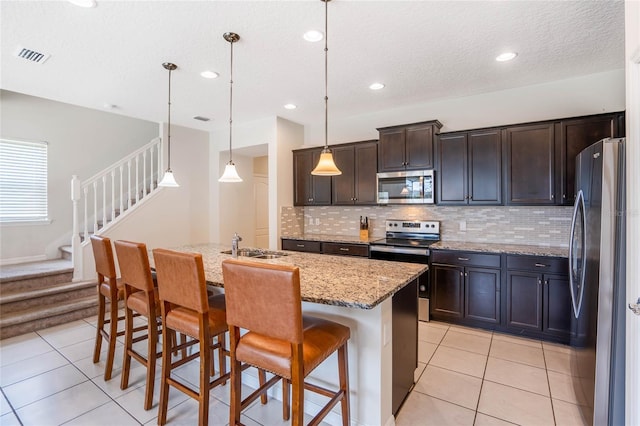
[370, 219, 441, 248]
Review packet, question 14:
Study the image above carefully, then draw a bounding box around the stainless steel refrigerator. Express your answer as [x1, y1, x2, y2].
[569, 137, 626, 425]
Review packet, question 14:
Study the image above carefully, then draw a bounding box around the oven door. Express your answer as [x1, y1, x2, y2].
[370, 245, 430, 320]
[376, 170, 434, 204]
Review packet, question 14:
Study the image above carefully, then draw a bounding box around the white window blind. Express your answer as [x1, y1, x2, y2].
[0, 139, 48, 222]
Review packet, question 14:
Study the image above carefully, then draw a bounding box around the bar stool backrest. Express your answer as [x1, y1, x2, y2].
[114, 240, 154, 292]
[222, 259, 303, 344]
[152, 248, 209, 313]
[91, 235, 117, 282]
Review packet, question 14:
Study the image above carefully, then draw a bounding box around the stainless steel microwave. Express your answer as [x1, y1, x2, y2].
[376, 170, 435, 204]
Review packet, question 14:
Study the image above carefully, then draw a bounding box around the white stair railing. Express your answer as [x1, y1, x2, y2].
[71, 137, 163, 280]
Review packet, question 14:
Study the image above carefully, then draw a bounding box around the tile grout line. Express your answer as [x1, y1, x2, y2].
[542, 345, 558, 426]
[472, 330, 492, 425]
[0, 386, 22, 426]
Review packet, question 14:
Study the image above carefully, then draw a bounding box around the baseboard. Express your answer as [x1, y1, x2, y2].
[0, 254, 48, 267]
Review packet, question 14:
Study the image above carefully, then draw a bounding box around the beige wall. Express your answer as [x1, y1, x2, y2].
[0, 90, 158, 263]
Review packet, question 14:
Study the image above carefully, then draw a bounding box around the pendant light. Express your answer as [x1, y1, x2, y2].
[311, 0, 341, 176]
[218, 32, 243, 183]
[158, 62, 179, 187]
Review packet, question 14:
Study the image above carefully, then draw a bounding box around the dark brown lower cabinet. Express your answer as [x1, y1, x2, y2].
[430, 251, 500, 325]
[505, 255, 572, 341]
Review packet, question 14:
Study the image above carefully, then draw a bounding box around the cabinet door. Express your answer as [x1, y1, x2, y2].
[437, 133, 467, 205]
[354, 142, 378, 204]
[468, 129, 502, 205]
[506, 271, 543, 331]
[293, 150, 312, 206]
[405, 123, 434, 170]
[310, 150, 332, 205]
[558, 115, 616, 205]
[465, 267, 500, 324]
[431, 264, 464, 319]
[504, 123, 555, 205]
[378, 128, 406, 172]
[331, 145, 356, 205]
[543, 273, 572, 337]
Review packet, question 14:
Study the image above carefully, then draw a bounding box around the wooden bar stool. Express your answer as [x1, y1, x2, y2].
[90, 235, 127, 381]
[114, 240, 164, 410]
[222, 259, 351, 426]
[152, 248, 229, 426]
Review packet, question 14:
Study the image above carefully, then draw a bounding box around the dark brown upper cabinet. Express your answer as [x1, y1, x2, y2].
[437, 129, 501, 205]
[292, 148, 331, 206]
[503, 123, 556, 205]
[332, 141, 378, 205]
[555, 114, 619, 205]
[377, 120, 442, 172]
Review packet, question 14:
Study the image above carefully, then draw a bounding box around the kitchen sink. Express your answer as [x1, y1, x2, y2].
[220, 249, 288, 259]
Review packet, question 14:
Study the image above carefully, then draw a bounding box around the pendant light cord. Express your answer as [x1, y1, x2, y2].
[167, 67, 172, 170]
[229, 39, 234, 164]
[324, 0, 329, 151]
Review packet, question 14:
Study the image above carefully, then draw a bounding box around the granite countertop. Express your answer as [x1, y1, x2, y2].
[281, 233, 377, 244]
[150, 243, 425, 310]
[430, 241, 569, 258]
[282, 234, 568, 258]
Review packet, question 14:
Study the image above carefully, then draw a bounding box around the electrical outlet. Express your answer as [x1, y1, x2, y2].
[459, 220, 467, 231]
[308, 217, 314, 225]
[315, 218, 320, 225]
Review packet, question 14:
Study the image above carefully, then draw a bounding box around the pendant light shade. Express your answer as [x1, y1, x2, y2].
[158, 62, 180, 188]
[311, 0, 341, 176]
[218, 32, 243, 183]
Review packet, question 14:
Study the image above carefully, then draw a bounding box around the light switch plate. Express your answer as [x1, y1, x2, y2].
[459, 220, 467, 231]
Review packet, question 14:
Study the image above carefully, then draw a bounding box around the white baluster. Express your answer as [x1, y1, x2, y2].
[93, 181, 98, 233]
[135, 156, 140, 203]
[157, 139, 162, 188]
[143, 151, 148, 197]
[119, 165, 124, 215]
[127, 159, 132, 209]
[102, 175, 107, 229]
[111, 170, 115, 223]
[150, 145, 155, 192]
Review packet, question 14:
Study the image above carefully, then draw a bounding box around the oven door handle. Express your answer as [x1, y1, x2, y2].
[369, 245, 430, 256]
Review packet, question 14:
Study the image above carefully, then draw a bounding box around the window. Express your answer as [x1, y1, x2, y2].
[0, 138, 48, 223]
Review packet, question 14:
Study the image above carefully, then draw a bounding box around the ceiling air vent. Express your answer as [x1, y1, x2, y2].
[14, 46, 50, 64]
[193, 116, 211, 122]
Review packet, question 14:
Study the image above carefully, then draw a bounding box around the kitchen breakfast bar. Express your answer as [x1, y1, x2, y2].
[156, 243, 426, 426]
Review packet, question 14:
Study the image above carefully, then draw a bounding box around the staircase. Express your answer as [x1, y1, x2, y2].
[0, 257, 97, 340]
[0, 137, 164, 339]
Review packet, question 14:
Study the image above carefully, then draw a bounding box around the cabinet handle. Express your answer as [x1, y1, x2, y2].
[458, 257, 469, 261]
[460, 272, 464, 277]
[544, 279, 549, 286]
[551, 194, 555, 199]
[538, 279, 542, 285]
[563, 194, 567, 199]
[339, 248, 350, 251]
[296, 244, 305, 248]
[465, 272, 468, 277]
[534, 263, 548, 268]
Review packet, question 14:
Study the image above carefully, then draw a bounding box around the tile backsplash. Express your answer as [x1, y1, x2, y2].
[281, 205, 572, 248]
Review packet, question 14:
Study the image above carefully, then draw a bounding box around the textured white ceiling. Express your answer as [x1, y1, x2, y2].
[0, 0, 625, 134]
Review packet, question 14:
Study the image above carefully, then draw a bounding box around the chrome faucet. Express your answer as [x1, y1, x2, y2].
[231, 232, 242, 258]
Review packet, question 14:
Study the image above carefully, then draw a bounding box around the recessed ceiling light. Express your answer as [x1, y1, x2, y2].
[200, 70, 219, 79]
[68, 0, 97, 8]
[303, 30, 324, 42]
[496, 52, 518, 62]
[284, 104, 297, 110]
[369, 83, 385, 90]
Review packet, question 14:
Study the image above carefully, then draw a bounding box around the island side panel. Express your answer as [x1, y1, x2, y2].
[302, 299, 393, 426]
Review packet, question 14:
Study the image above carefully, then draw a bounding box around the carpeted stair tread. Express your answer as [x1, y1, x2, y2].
[0, 280, 95, 304]
[0, 295, 97, 328]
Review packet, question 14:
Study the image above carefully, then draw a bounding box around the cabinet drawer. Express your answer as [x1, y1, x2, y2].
[322, 242, 369, 257]
[281, 239, 322, 253]
[506, 255, 567, 274]
[431, 250, 501, 268]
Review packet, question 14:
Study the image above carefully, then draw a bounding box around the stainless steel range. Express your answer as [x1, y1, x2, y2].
[369, 219, 440, 321]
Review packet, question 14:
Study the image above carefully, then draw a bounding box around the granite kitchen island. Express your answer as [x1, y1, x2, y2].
[154, 243, 426, 426]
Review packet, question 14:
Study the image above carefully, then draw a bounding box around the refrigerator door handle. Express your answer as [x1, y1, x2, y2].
[569, 189, 586, 318]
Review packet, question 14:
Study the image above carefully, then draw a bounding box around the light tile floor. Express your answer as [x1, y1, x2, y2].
[0, 316, 592, 425]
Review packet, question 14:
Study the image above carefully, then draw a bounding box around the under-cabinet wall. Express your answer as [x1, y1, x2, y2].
[281, 205, 572, 248]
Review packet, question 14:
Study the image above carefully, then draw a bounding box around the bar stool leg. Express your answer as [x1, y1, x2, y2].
[229, 327, 242, 426]
[144, 318, 159, 410]
[104, 299, 119, 381]
[338, 343, 350, 426]
[291, 346, 304, 426]
[93, 292, 105, 363]
[258, 369, 267, 404]
[198, 324, 212, 426]
[120, 305, 134, 390]
[218, 333, 227, 384]
[158, 306, 171, 426]
[282, 378, 290, 421]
